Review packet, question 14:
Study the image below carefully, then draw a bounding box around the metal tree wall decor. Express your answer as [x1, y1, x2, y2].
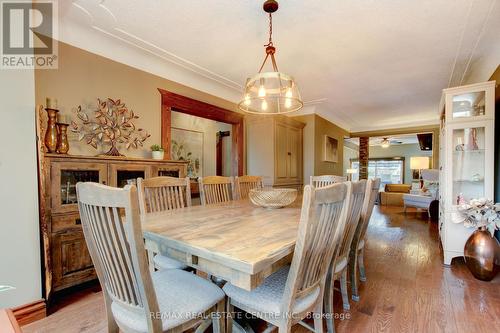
[70, 98, 150, 156]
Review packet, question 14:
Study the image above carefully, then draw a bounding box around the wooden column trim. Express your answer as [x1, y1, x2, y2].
[158, 89, 244, 176]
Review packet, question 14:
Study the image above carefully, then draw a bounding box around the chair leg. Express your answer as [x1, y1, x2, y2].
[350, 250, 360, 302]
[103, 291, 119, 333]
[226, 299, 233, 333]
[359, 248, 366, 282]
[340, 270, 350, 310]
[212, 299, 226, 333]
[313, 302, 324, 333]
[324, 270, 335, 333]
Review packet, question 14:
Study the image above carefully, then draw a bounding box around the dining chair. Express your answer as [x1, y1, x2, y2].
[137, 176, 191, 271]
[198, 176, 235, 205]
[224, 182, 351, 333]
[77, 182, 225, 333]
[324, 180, 366, 333]
[350, 178, 381, 302]
[310, 175, 347, 188]
[235, 175, 263, 199]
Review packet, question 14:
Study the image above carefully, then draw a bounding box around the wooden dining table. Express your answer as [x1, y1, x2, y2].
[142, 197, 302, 291]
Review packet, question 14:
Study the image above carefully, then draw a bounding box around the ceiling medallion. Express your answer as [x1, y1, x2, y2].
[238, 0, 303, 115]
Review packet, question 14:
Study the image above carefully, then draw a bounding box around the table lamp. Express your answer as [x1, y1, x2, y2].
[346, 168, 358, 181]
[410, 156, 429, 188]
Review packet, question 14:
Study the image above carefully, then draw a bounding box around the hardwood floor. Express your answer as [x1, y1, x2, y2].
[23, 206, 500, 333]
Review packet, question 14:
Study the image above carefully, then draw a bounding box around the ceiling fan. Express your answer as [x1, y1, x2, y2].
[378, 137, 403, 148]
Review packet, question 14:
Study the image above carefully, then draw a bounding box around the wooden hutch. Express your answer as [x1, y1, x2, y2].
[39, 153, 187, 301]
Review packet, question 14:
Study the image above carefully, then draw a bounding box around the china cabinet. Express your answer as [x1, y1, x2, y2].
[39, 154, 187, 299]
[439, 81, 496, 265]
[246, 115, 304, 188]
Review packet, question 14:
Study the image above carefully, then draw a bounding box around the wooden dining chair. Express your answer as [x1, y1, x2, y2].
[198, 176, 235, 205]
[310, 175, 347, 188]
[350, 178, 381, 301]
[137, 176, 191, 271]
[234, 175, 263, 199]
[224, 182, 351, 333]
[76, 182, 225, 333]
[324, 180, 366, 333]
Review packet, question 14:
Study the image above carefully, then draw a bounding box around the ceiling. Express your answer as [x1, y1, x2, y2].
[58, 0, 500, 132]
[346, 134, 420, 147]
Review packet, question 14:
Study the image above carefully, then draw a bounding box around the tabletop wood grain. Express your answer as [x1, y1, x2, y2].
[142, 198, 302, 290]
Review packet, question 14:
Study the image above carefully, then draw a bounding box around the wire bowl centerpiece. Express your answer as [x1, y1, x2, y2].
[249, 188, 298, 209]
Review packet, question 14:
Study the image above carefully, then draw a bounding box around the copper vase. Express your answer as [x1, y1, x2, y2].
[56, 123, 69, 154]
[464, 228, 500, 281]
[44, 108, 59, 153]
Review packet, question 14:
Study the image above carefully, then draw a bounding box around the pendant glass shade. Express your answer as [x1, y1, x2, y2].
[238, 72, 302, 114]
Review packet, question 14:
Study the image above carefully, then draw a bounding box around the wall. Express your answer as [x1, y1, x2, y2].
[35, 41, 238, 159]
[0, 69, 42, 307]
[293, 114, 348, 184]
[369, 143, 433, 184]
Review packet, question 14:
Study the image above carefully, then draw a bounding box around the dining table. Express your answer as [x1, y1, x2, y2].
[142, 197, 302, 291]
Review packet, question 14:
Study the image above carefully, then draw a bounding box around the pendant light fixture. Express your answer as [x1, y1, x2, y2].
[238, 0, 303, 114]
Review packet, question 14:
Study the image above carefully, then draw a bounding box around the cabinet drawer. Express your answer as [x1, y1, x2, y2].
[51, 230, 96, 291]
[51, 214, 82, 233]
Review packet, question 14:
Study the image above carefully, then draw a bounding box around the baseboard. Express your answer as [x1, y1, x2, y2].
[11, 299, 46, 326]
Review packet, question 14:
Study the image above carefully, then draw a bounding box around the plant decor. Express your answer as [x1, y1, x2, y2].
[455, 198, 500, 233]
[70, 98, 150, 156]
[150, 144, 164, 152]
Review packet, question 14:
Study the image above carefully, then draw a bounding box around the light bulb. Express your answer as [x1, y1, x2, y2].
[261, 100, 268, 111]
[244, 94, 251, 106]
[258, 85, 266, 97]
[285, 88, 293, 98]
[285, 98, 292, 108]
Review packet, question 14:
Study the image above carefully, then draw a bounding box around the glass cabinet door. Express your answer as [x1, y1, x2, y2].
[451, 91, 485, 120]
[51, 162, 108, 213]
[448, 121, 493, 206]
[109, 164, 151, 187]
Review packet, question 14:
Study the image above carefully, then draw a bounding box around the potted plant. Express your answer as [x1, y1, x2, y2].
[150, 144, 164, 160]
[454, 198, 500, 281]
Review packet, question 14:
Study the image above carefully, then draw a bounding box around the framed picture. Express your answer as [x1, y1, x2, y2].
[323, 135, 338, 162]
[171, 127, 204, 178]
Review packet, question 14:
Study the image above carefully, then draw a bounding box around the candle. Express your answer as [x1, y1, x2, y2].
[46, 97, 58, 109]
[58, 113, 68, 124]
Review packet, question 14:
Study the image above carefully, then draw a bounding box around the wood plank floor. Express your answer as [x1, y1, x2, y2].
[23, 206, 500, 333]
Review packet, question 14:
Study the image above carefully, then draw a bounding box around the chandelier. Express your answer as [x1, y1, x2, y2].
[238, 0, 303, 114]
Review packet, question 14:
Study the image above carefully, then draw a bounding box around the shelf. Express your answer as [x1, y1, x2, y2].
[453, 149, 485, 154]
[453, 179, 483, 183]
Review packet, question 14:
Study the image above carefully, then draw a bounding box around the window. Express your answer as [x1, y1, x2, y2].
[350, 158, 404, 189]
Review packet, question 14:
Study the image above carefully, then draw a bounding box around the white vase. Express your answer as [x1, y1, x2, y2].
[152, 151, 164, 160]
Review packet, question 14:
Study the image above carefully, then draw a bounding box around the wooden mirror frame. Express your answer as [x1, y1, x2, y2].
[158, 89, 244, 176]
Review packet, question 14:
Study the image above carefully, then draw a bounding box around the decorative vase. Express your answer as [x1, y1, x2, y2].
[464, 227, 500, 281]
[56, 123, 69, 154]
[152, 150, 164, 160]
[44, 108, 59, 153]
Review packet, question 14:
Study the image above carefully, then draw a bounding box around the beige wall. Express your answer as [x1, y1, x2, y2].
[293, 114, 348, 184]
[35, 41, 238, 160]
[314, 115, 348, 176]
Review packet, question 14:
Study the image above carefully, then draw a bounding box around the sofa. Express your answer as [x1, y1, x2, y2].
[380, 184, 411, 206]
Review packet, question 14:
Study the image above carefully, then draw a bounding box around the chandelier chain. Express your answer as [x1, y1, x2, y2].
[266, 13, 273, 47]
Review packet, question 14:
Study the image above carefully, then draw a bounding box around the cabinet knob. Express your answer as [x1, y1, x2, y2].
[102, 180, 106, 185]
[287, 152, 291, 156]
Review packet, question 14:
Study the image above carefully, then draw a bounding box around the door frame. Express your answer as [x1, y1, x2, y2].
[158, 89, 244, 176]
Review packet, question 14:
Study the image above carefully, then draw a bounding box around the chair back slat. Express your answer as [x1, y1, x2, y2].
[199, 176, 234, 205]
[336, 180, 367, 262]
[77, 182, 161, 332]
[235, 175, 263, 199]
[138, 177, 191, 218]
[282, 182, 350, 313]
[357, 178, 381, 243]
[310, 175, 347, 188]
